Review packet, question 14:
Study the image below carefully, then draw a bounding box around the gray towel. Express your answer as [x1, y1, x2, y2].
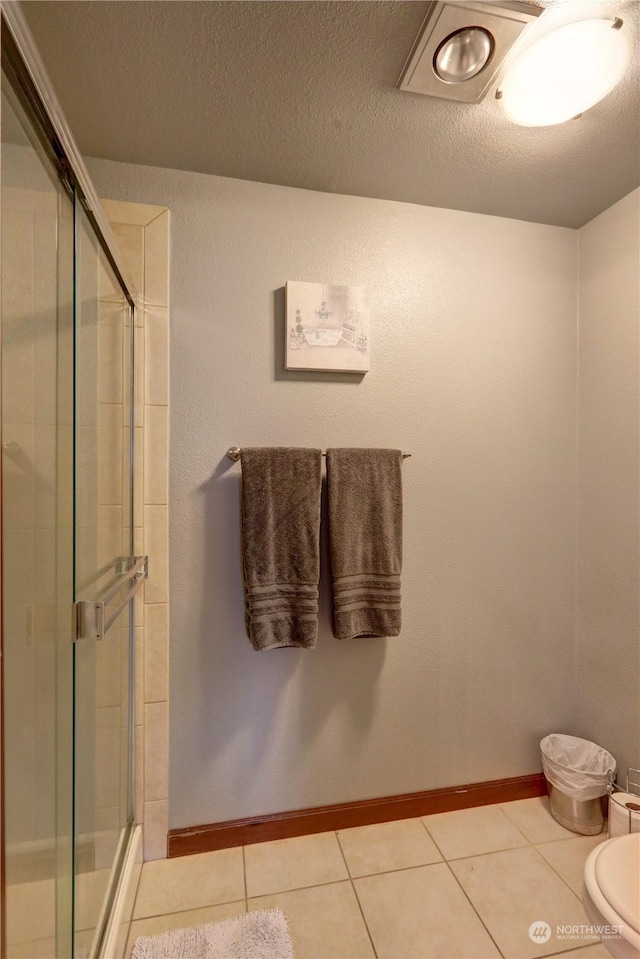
[326, 448, 403, 639]
[241, 448, 322, 650]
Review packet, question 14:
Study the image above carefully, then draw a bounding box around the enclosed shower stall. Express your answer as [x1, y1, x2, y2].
[1, 8, 145, 957]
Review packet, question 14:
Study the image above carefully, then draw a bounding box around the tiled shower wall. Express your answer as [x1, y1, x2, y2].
[101, 199, 170, 861]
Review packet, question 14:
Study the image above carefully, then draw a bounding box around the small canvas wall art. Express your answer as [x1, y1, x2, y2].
[285, 281, 370, 373]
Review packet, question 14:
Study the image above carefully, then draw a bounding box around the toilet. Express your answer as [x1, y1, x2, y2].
[582, 833, 640, 959]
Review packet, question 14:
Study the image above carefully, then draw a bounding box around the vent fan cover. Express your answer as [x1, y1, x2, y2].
[398, 1, 542, 103]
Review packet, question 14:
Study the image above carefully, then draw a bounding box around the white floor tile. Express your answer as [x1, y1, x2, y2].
[451, 846, 598, 959]
[338, 817, 442, 877]
[133, 847, 244, 918]
[354, 862, 500, 959]
[546, 945, 611, 958]
[500, 797, 581, 844]
[536, 835, 606, 896]
[423, 804, 529, 859]
[244, 832, 348, 898]
[250, 881, 374, 959]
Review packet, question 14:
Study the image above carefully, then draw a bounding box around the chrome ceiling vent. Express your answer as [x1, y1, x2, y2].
[398, 1, 542, 103]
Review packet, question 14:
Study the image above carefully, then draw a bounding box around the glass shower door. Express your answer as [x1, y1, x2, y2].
[73, 206, 135, 956]
[1, 77, 75, 959]
[2, 53, 138, 958]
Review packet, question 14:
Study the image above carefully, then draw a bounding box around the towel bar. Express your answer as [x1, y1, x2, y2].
[226, 447, 411, 462]
[74, 555, 149, 642]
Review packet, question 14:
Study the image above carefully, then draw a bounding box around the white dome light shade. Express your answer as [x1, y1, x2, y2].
[497, 18, 633, 127]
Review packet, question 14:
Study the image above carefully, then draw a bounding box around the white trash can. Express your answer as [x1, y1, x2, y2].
[540, 734, 616, 835]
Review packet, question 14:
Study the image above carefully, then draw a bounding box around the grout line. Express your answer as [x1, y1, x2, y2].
[417, 818, 446, 859]
[128, 858, 146, 928]
[443, 859, 506, 959]
[335, 830, 378, 959]
[419, 814, 536, 864]
[532, 839, 599, 904]
[144, 208, 169, 228]
[247, 874, 358, 902]
[133, 895, 248, 923]
[242, 845, 248, 910]
[539, 943, 604, 958]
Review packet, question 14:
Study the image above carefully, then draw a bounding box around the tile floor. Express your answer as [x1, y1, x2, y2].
[126, 797, 614, 959]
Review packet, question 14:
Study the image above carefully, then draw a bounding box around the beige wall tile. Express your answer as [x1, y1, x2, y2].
[3, 529, 35, 606]
[144, 406, 168, 505]
[101, 199, 167, 228]
[98, 403, 124, 506]
[134, 325, 145, 428]
[144, 604, 169, 703]
[134, 427, 144, 528]
[3, 425, 35, 530]
[144, 701, 168, 801]
[135, 627, 144, 726]
[111, 223, 144, 293]
[96, 633, 122, 710]
[134, 526, 144, 556]
[144, 212, 169, 307]
[34, 423, 56, 530]
[143, 799, 168, 862]
[7, 938, 56, 959]
[5, 875, 55, 944]
[98, 305, 124, 405]
[3, 336, 35, 425]
[144, 308, 169, 406]
[34, 322, 60, 428]
[134, 589, 145, 628]
[94, 705, 121, 809]
[105, 197, 170, 861]
[97, 505, 124, 570]
[144, 506, 168, 604]
[135, 725, 144, 825]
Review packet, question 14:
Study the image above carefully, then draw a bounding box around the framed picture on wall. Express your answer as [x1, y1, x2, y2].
[285, 280, 370, 373]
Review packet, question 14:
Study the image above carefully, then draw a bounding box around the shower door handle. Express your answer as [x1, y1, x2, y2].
[74, 555, 148, 641]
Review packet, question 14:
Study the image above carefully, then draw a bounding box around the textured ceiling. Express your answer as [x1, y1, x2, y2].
[21, 0, 640, 228]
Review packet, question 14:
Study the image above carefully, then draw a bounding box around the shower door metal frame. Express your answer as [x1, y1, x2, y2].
[1, 3, 141, 956]
[0, 2, 137, 308]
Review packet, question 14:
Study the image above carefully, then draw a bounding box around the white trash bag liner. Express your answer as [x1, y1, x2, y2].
[540, 734, 616, 802]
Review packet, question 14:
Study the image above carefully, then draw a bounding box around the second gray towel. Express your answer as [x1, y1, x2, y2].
[241, 447, 322, 651]
[326, 448, 403, 639]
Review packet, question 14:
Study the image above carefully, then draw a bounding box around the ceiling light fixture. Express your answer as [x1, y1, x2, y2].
[398, 2, 541, 104]
[496, 18, 633, 127]
[434, 27, 494, 83]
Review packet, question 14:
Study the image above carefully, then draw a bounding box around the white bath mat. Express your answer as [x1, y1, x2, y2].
[130, 907, 293, 959]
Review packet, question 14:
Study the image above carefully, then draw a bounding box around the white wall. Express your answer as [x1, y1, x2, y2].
[87, 158, 579, 830]
[577, 189, 640, 781]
